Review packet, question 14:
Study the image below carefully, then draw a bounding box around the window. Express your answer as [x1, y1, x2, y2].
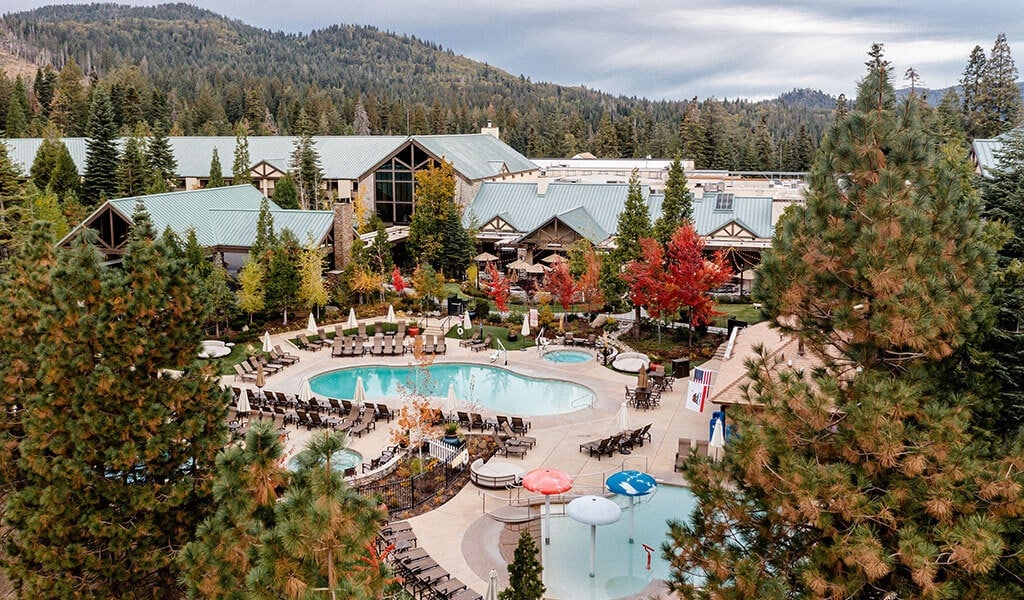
[373, 144, 435, 224]
[714, 193, 734, 211]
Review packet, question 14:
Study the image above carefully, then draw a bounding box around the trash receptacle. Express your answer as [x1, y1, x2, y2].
[447, 297, 464, 316]
[671, 358, 690, 378]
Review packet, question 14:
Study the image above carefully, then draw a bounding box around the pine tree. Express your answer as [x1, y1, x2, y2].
[271, 172, 299, 209]
[116, 125, 149, 198]
[961, 45, 988, 139]
[290, 108, 323, 210]
[0, 207, 228, 597]
[753, 115, 776, 170]
[250, 196, 276, 262]
[146, 89, 178, 193]
[50, 56, 87, 136]
[977, 33, 1023, 138]
[668, 44, 1019, 599]
[652, 156, 693, 246]
[202, 262, 237, 338]
[365, 220, 394, 275]
[594, 111, 619, 158]
[353, 98, 371, 135]
[833, 93, 849, 125]
[408, 159, 473, 277]
[30, 123, 82, 200]
[82, 87, 120, 205]
[30, 188, 70, 239]
[499, 531, 545, 600]
[183, 228, 211, 277]
[612, 169, 651, 266]
[679, 98, 707, 168]
[231, 121, 252, 184]
[264, 229, 300, 324]
[207, 148, 224, 187]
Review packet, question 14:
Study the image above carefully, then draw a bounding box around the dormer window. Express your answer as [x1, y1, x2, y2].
[715, 193, 734, 211]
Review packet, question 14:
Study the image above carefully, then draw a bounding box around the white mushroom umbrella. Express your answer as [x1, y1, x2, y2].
[353, 376, 366, 405]
[299, 376, 313, 405]
[484, 569, 500, 600]
[710, 417, 726, 461]
[306, 313, 318, 335]
[566, 495, 622, 577]
[386, 304, 396, 324]
[463, 310, 472, 330]
[616, 401, 631, 432]
[262, 331, 273, 353]
[521, 313, 530, 337]
[346, 307, 358, 330]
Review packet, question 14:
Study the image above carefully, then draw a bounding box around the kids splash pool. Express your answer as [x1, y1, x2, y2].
[543, 349, 593, 364]
[542, 484, 696, 599]
[309, 363, 595, 415]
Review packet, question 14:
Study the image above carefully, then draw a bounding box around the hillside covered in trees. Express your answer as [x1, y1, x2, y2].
[0, 3, 835, 170]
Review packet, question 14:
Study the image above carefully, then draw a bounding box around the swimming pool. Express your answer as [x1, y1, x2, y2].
[287, 448, 363, 474]
[309, 363, 594, 415]
[542, 485, 695, 599]
[543, 349, 593, 364]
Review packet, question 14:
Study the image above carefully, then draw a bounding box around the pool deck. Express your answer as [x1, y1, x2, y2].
[225, 326, 715, 599]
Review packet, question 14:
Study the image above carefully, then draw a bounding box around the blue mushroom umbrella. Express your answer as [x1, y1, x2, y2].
[606, 470, 657, 544]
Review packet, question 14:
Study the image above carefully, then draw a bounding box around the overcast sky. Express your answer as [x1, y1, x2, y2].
[6, 1, 1023, 101]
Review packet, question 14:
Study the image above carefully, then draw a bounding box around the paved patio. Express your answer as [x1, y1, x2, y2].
[224, 324, 721, 599]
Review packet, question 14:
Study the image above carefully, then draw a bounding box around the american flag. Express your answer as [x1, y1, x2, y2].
[693, 368, 714, 385]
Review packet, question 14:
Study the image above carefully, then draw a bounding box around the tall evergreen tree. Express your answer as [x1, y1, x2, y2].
[116, 125, 149, 198]
[606, 169, 650, 320]
[146, 89, 178, 193]
[231, 121, 252, 184]
[207, 148, 224, 188]
[961, 45, 988, 139]
[81, 87, 119, 205]
[290, 108, 323, 210]
[594, 111, 619, 158]
[499, 531, 545, 600]
[272, 172, 299, 209]
[250, 197, 276, 262]
[30, 124, 82, 200]
[50, 56, 87, 136]
[408, 159, 473, 277]
[668, 44, 1019, 599]
[977, 33, 1023, 138]
[264, 229, 300, 324]
[0, 208, 228, 597]
[653, 156, 693, 246]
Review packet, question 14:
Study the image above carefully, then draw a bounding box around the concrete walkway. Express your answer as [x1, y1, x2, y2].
[224, 321, 718, 598]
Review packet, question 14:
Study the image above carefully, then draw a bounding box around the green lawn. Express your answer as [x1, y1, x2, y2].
[713, 303, 766, 327]
[445, 324, 536, 351]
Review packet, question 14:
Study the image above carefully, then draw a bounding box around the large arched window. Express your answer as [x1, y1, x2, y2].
[374, 144, 435, 224]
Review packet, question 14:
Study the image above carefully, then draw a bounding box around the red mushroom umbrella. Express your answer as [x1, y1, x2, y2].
[522, 467, 574, 545]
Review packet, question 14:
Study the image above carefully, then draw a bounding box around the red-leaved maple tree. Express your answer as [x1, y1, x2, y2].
[391, 266, 406, 294]
[622, 223, 732, 341]
[544, 261, 578, 311]
[577, 245, 604, 310]
[485, 262, 511, 313]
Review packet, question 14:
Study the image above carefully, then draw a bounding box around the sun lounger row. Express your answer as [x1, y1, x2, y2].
[675, 438, 712, 471]
[454, 412, 531, 434]
[562, 332, 598, 347]
[380, 523, 482, 600]
[579, 423, 653, 460]
[232, 351, 295, 382]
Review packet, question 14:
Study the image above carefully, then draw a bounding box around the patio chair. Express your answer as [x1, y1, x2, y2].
[297, 334, 320, 351]
[374, 321, 384, 336]
[469, 413, 486, 431]
[368, 336, 383, 356]
[375, 403, 395, 422]
[394, 334, 406, 355]
[579, 436, 608, 457]
[421, 334, 435, 354]
[357, 321, 368, 340]
[233, 363, 257, 382]
[341, 399, 353, 412]
[696, 439, 710, 457]
[316, 328, 333, 348]
[396, 321, 406, 337]
[470, 334, 493, 352]
[327, 397, 344, 415]
[457, 411, 472, 430]
[564, 332, 576, 346]
[434, 336, 447, 355]
[459, 330, 481, 347]
[501, 422, 536, 448]
[353, 337, 365, 356]
[331, 337, 345, 357]
[294, 410, 314, 430]
[270, 347, 299, 365]
[675, 438, 692, 472]
[248, 356, 281, 375]
[490, 430, 527, 458]
[511, 416, 531, 434]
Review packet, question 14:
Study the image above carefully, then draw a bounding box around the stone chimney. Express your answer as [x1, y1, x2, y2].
[481, 121, 500, 139]
[333, 201, 354, 269]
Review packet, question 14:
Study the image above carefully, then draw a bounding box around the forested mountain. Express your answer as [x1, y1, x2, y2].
[0, 3, 846, 169]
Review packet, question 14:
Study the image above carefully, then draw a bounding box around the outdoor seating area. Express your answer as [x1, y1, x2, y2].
[380, 522, 483, 600]
[675, 438, 712, 471]
[579, 423, 653, 460]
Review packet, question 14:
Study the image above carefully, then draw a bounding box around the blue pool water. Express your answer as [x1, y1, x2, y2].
[287, 448, 363, 473]
[309, 363, 594, 416]
[544, 349, 593, 363]
[543, 485, 695, 600]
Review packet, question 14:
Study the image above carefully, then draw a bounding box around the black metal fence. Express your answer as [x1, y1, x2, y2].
[357, 455, 464, 512]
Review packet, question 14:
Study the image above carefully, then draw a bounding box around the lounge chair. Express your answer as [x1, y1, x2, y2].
[490, 430, 527, 458]
[353, 338, 364, 356]
[470, 334, 493, 352]
[248, 356, 281, 375]
[696, 439, 710, 457]
[501, 422, 536, 448]
[297, 334, 321, 351]
[579, 436, 607, 456]
[357, 321, 368, 340]
[459, 330, 481, 347]
[374, 321, 384, 336]
[564, 332, 576, 346]
[375, 403, 395, 422]
[328, 397, 344, 415]
[314, 328, 332, 348]
[421, 334, 435, 354]
[674, 438, 692, 472]
[469, 413, 487, 431]
[270, 347, 299, 365]
[511, 416, 531, 434]
[368, 336, 383, 355]
[396, 321, 406, 337]
[434, 336, 447, 355]
[331, 337, 345, 357]
[457, 411, 472, 430]
[233, 363, 257, 382]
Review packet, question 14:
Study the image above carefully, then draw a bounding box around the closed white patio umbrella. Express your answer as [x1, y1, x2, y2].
[463, 310, 472, 330]
[445, 383, 458, 418]
[386, 304, 396, 324]
[616, 401, 630, 432]
[521, 313, 530, 337]
[346, 307, 358, 330]
[353, 376, 366, 404]
[484, 569, 500, 600]
[299, 377, 313, 404]
[262, 331, 273, 353]
[306, 313, 318, 335]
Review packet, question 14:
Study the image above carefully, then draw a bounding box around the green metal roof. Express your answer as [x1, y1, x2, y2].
[210, 208, 334, 248]
[4, 134, 535, 182]
[467, 182, 774, 244]
[972, 127, 1024, 178]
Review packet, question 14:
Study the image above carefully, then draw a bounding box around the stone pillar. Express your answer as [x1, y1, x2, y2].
[333, 201, 354, 269]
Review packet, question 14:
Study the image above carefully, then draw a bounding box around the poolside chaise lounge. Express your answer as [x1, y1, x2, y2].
[470, 334, 493, 352]
[459, 330, 481, 347]
[233, 363, 257, 382]
[297, 334, 321, 351]
[270, 347, 299, 365]
[500, 422, 536, 448]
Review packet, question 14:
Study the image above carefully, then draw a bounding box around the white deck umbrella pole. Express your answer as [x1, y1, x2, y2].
[544, 495, 552, 545]
[589, 524, 597, 577]
[629, 497, 635, 543]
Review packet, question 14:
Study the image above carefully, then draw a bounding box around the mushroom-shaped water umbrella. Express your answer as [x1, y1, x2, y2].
[262, 330, 273, 353]
[386, 304, 396, 324]
[606, 470, 657, 543]
[522, 468, 574, 545]
[567, 495, 622, 577]
[299, 376, 313, 405]
[445, 383, 458, 419]
[484, 568, 500, 600]
[463, 310, 472, 331]
[346, 307, 358, 330]
[710, 417, 726, 461]
[353, 376, 367, 405]
[521, 313, 530, 337]
[307, 313, 318, 335]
